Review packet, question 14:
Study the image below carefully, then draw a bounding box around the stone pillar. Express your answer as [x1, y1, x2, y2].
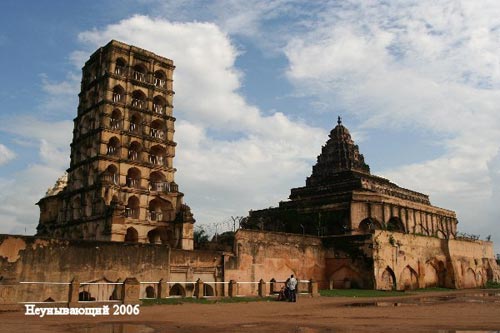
[308, 279, 320, 297]
[158, 278, 169, 299]
[68, 277, 80, 307]
[194, 278, 204, 299]
[258, 279, 266, 297]
[122, 277, 140, 304]
[270, 278, 277, 294]
[228, 280, 237, 297]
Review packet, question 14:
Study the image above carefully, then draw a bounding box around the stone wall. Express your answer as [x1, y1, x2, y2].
[0, 235, 221, 304]
[225, 230, 326, 294]
[372, 230, 500, 290]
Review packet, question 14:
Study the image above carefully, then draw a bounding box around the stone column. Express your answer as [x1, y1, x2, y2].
[258, 279, 266, 297]
[308, 279, 320, 297]
[68, 277, 80, 307]
[228, 280, 237, 297]
[158, 279, 169, 299]
[194, 278, 204, 299]
[270, 278, 277, 294]
[122, 277, 140, 304]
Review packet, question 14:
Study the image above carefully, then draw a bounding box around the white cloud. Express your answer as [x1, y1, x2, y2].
[39, 73, 80, 116]
[284, 0, 500, 251]
[0, 144, 15, 165]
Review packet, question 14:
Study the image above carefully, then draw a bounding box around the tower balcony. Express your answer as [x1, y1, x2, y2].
[150, 128, 165, 139]
[153, 104, 165, 115]
[124, 207, 139, 219]
[133, 71, 146, 82]
[150, 181, 170, 192]
[131, 99, 146, 109]
[154, 78, 166, 88]
[148, 155, 167, 166]
[114, 66, 126, 76]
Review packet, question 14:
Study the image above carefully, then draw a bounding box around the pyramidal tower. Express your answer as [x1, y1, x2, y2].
[36, 40, 194, 249]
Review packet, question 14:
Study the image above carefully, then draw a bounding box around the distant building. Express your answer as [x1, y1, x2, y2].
[36, 40, 194, 249]
[245, 116, 457, 239]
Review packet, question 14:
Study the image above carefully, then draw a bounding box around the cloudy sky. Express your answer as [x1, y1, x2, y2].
[1, 1, 499, 252]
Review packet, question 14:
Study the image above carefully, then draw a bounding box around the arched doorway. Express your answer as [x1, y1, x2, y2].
[124, 227, 138, 243]
[380, 267, 396, 290]
[169, 284, 186, 297]
[400, 265, 419, 290]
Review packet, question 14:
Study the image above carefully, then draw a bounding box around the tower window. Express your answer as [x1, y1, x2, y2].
[153, 96, 166, 114]
[133, 64, 147, 82]
[131, 90, 146, 109]
[150, 119, 165, 139]
[126, 167, 141, 189]
[154, 70, 166, 87]
[110, 109, 122, 130]
[129, 114, 141, 133]
[128, 141, 142, 161]
[115, 58, 126, 76]
[107, 137, 120, 156]
[112, 85, 125, 103]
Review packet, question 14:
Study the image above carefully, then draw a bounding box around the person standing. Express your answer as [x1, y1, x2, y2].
[287, 274, 298, 302]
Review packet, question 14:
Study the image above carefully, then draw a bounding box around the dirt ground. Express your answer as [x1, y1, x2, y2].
[1, 290, 499, 333]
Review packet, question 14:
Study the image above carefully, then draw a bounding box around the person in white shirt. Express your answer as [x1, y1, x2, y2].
[287, 274, 298, 302]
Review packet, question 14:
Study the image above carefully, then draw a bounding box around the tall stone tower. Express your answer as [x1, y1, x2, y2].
[36, 40, 195, 249]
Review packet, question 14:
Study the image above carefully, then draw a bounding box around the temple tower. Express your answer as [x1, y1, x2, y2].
[36, 40, 194, 249]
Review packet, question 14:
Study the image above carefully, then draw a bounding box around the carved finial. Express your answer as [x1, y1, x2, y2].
[337, 116, 342, 125]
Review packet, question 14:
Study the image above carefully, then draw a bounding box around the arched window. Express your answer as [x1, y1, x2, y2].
[387, 217, 405, 233]
[149, 145, 167, 166]
[107, 137, 120, 156]
[145, 286, 156, 298]
[154, 70, 166, 87]
[131, 90, 146, 109]
[110, 109, 122, 130]
[153, 96, 166, 114]
[115, 58, 126, 75]
[128, 141, 142, 161]
[359, 218, 382, 233]
[126, 167, 141, 188]
[129, 114, 141, 133]
[147, 229, 162, 244]
[150, 119, 165, 139]
[125, 196, 140, 219]
[133, 64, 147, 82]
[104, 164, 119, 185]
[148, 198, 173, 222]
[124, 227, 139, 242]
[149, 171, 168, 192]
[112, 85, 125, 103]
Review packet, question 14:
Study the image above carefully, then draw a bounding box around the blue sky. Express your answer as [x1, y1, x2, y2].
[1, 1, 499, 252]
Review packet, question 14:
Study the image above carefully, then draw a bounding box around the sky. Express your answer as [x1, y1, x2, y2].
[0, 0, 499, 252]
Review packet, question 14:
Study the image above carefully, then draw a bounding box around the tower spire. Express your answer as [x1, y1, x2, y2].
[337, 115, 342, 125]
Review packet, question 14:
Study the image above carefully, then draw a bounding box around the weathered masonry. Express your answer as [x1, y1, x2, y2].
[36, 40, 195, 249]
[246, 117, 457, 239]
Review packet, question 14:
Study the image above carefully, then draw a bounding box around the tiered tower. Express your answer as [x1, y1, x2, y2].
[247, 117, 457, 239]
[36, 40, 194, 249]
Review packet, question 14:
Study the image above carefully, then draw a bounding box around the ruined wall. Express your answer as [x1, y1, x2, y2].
[225, 230, 325, 295]
[0, 235, 221, 304]
[372, 230, 500, 290]
[323, 234, 374, 289]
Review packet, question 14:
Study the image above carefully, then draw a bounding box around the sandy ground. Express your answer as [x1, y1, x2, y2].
[1, 290, 499, 333]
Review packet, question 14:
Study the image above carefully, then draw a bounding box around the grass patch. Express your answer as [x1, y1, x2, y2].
[141, 296, 276, 306]
[319, 289, 408, 298]
[485, 281, 500, 289]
